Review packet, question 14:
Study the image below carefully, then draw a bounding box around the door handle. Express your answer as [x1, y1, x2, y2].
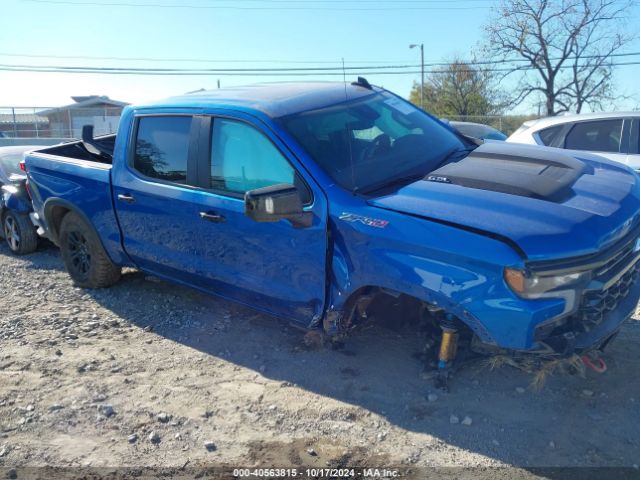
[117, 194, 136, 204]
[199, 211, 225, 223]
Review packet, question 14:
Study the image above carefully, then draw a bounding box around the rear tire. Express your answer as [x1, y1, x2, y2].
[59, 212, 121, 288]
[3, 211, 38, 255]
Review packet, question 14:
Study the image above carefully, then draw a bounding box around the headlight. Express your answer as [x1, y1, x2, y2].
[504, 267, 591, 299]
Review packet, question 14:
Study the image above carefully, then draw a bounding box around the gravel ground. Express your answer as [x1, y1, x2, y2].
[0, 242, 639, 475]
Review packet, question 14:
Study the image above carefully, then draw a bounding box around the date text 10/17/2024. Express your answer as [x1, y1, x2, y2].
[232, 468, 401, 478]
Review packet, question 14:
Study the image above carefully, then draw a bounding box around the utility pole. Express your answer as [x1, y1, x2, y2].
[11, 108, 18, 138]
[410, 43, 424, 109]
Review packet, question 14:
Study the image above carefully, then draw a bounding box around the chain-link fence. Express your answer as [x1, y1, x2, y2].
[0, 106, 123, 139]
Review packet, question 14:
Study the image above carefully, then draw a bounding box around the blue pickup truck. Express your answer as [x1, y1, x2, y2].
[24, 81, 640, 367]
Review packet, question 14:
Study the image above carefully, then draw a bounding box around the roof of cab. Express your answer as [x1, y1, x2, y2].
[133, 82, 381, 118]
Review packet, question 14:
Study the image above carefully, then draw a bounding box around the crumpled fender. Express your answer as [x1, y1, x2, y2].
[325, 238, 498, 344]
[322, 209, 567, 350]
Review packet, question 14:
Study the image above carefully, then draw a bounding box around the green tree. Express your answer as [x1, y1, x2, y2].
[409, 59, 503, 117]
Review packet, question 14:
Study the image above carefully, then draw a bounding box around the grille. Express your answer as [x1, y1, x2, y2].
[578, 261, 640, 332]
[594, 239, 637, 277]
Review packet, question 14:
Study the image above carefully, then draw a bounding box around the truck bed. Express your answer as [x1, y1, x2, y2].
[24, 134, 129, 266]
[32, 135, 116, 165]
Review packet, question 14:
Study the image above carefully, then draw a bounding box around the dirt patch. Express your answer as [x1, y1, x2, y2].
[1, 243, 639, 475]
[246, 438, 390, 468]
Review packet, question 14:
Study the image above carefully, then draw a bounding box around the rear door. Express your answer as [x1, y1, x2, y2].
[113, 113, 211, 286]
[187, 113, 328, 323]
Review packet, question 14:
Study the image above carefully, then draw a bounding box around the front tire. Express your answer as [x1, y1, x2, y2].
[3, 211, 38, 255]
[59, 212, 121, 288]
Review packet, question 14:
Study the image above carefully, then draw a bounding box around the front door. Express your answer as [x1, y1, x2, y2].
[189, 115, 328, 323]
[113, 111, 328, 324]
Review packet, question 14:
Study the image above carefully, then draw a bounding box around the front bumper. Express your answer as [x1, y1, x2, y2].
[535, 261, 640, 355]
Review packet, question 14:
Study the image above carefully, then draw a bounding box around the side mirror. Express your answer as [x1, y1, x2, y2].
[244, 183, 312, 228]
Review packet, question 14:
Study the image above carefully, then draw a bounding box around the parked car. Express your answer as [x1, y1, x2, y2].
[23, 81, 640, 365]
[447, 120, 507, 141]
[507, 112, 640, 171]
[0, 146, 36, 186]
[0, 146, 39, 254]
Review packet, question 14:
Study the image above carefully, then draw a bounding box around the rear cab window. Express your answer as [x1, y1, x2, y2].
[564, 119, 623, 153]
[133, 116, 192, 184]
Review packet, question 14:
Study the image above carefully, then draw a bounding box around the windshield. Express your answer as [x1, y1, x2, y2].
[279, 92, 471, 193]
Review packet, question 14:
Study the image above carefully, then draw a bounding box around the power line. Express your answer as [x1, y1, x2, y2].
[0, 52, 419, 65]
[0, 53, 391, 64]
[0, 62, 431, 72]
[0, 52, 640, 72]
[23, 0, 494, 10]
[41, 0, 499, 3]
[44, 0, 497, 2]
[1, 60, 639, 76]
[0, 51, 637, 67]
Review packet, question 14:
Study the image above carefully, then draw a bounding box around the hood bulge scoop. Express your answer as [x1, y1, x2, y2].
[368, 142, 640, 261]
[427, 142, 590, 202]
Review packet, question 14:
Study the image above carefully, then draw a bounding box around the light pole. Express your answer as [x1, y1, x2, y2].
[410, 43, 424, 109]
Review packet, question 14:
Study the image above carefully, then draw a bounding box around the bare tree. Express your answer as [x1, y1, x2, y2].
[484, 0, 634, 115]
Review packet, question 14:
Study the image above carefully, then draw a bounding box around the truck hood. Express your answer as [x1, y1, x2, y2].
[368, 142, 640, 262]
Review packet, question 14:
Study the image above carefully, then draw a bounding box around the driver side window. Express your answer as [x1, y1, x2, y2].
[211, 119, 294, 194]
[210, 119, 310, 203]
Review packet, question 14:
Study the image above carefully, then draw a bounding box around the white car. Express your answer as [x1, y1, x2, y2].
[507, 112, 640, 171]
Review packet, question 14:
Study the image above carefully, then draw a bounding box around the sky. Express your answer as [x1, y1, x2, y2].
[1, 0, 639, 112]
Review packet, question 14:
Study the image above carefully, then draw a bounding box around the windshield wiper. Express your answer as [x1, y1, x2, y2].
[358, 172, 427, 196]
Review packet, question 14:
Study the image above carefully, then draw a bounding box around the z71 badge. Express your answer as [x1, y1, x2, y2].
[339, 213, 389, 228]
[426, 175, 451, 183]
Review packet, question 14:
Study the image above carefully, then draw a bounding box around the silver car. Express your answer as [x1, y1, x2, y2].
[0, 145, 40, 255]
[0, 145, 40, 185]
[507, 112, 640, 171]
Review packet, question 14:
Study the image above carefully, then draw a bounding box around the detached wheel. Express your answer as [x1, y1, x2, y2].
[59, 212, 121, 288]
[3, 211, 38, 255]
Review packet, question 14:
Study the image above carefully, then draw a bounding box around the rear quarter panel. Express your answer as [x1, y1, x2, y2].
[25, 152, 129, 265]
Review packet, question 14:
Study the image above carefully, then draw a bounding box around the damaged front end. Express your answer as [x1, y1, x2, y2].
[526, 231, 640, 357]
[323, 233, 640, 390]
[534, 260, 640, 356]
[454, 248, 640, 387]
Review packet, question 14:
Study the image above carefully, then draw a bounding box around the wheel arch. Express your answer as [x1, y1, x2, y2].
[43, 198, 102, 249]
[324, 281, 496, 345]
